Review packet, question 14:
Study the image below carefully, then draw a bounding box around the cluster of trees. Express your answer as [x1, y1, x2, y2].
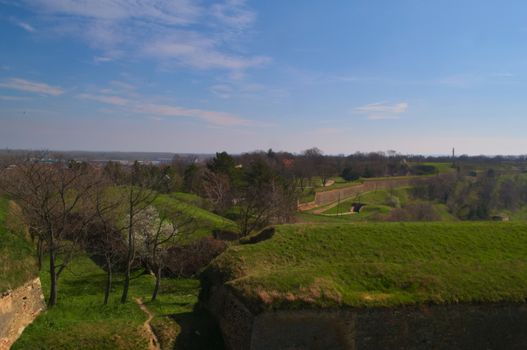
[199, 151, 297, 236]
[0, 158, 192, 307]
[411, 170, 527, 220]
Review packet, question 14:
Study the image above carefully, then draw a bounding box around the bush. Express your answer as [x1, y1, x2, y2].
[341, 167, 360, 181]
[410, 164, 438, 175]
[386, 195, 401, 208]
[164, 237, 227, 277]
[387, 202, 440, 221]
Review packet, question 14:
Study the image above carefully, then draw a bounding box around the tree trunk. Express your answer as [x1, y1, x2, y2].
[48, 248, 58, 307]
[151, 266, 161, 301]
[121, 235, 132, 303]
[37, 238, 43, 271]
[104, 257, 112, 305]
[121, 200, 134, 304]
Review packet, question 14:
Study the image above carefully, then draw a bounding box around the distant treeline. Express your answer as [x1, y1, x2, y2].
[411, 169, 527, 220]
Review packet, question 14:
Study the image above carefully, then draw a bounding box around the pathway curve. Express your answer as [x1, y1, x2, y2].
[135, 298, 161, 350]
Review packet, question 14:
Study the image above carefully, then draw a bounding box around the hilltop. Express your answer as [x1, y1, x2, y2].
[205, 222, 527, 311]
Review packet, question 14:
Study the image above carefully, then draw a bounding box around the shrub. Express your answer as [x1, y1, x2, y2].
[164, 237, 227, 277]
[386, 195, 401, 208]
[410, 164, 438, 175]
[341, 167, 360, 181]
[387, 202, 440, 221]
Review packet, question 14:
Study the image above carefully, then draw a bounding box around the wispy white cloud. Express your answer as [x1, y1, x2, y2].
[0, 95, 28, 101]
[210, 84, 233, 99]
[142, 31, 270, 70]
[78, 93, 128, 106]
[93, 56, 113, 63]
[75, 87, 255, 126]
[210, 0, 255, 30]
[0, 78, 64, 96]
[354, 101, 408, 120]
[25, 0, 201, 25]
[210, 81, 287, 99]
[12, 19, 35, 32]
[137, 103, 252, 126]
[22, 0, 269, 74]
[366, 114, 402, 120]
[438, 73, 515, 88]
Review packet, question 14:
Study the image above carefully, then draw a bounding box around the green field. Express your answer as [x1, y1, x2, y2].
[308, 186, 458, 222]
[169, 192, 207, 208]
[206, 222, 527, 311]
[0, 197, 38, 293]
[14, 255, 223, 350]
[320, 187, 410, 216]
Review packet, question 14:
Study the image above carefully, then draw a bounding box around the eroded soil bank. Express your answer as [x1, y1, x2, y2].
[205, 286, 527, 350]
[0, 278, 45, 350]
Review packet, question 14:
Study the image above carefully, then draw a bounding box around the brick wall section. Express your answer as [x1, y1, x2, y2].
[207, 287, 527, 350]
[250, 304, 527, 350]
[0, 278, 45, 350]
[205, 286, 254, 350]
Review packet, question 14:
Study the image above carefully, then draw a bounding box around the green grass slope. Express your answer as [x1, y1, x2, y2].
[14, 255, 223, 350]
[0, 197, 38, 293]
[207, 222, 527, 311]
[155, 193, 238, 240]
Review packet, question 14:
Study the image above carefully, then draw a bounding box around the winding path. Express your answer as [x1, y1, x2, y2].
[135, 298, 160, 350]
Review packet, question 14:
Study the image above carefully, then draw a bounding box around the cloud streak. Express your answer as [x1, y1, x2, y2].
[26, 0, 202, 25]
[78, 93, 128, 106]
[12, 19, 35, 32]
[0, 78, 64, 96]
[143, 32, 270, 70]
[137, 103, 252, 126]
[355, 101, 408, 120]
[76, 91, 254, 126]
[22, 0, 268, 73]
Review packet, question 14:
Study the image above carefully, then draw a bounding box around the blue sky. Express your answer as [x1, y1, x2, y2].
[1, 0, 527, 155]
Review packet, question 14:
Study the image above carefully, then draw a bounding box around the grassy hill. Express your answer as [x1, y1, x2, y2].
[155, 193, 238, 240]
[206, 222, 527, 311]
[0, 197, 38, 293]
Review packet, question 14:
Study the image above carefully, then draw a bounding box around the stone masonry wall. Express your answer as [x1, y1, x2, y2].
[250, 303, 527, 350]
[0, 278, 45, 350]
[207, 287, 527, 350]
[205, 286, 254, 350]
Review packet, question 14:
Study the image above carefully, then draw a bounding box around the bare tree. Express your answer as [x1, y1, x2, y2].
[0, 159, 99, 306]
[237, 159, 296, 236]
[120, 162, 159, 304]
[84, 181, 127, 305]
[201, 169, 232, 214]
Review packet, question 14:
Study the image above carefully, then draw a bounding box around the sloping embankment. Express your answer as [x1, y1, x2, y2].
[202, 222, 527, 349]
[0, 278, 45, 350]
